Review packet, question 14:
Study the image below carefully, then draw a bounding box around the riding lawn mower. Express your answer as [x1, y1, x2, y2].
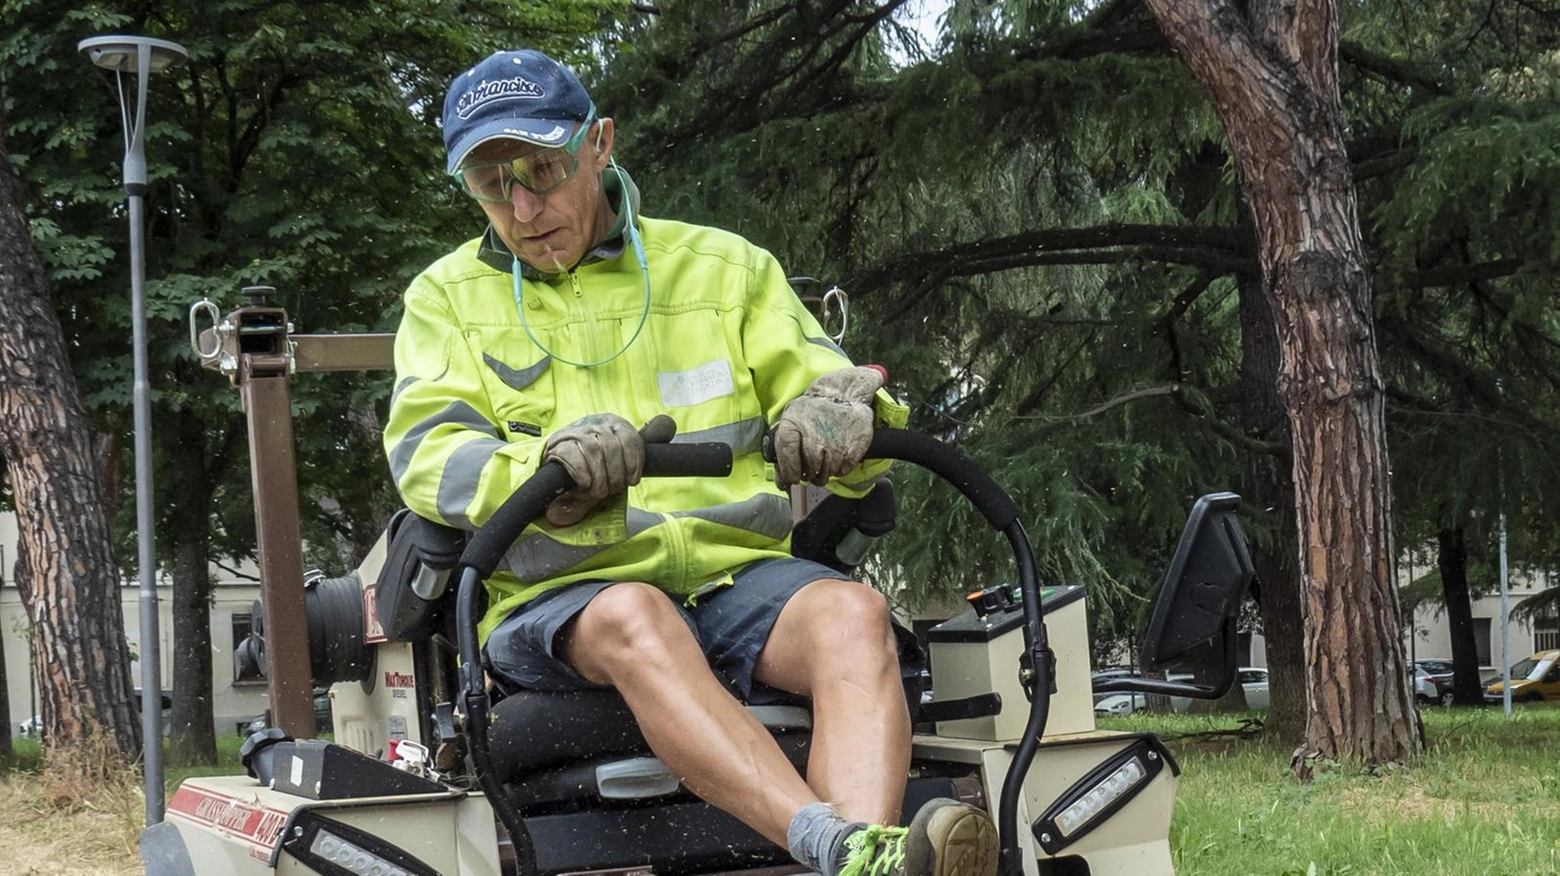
[146, 293, 1255, 876]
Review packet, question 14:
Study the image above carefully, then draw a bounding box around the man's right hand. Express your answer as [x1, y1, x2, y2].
[543, 413, 677, 526]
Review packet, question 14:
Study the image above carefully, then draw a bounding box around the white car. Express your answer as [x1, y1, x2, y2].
[1170, 667, 1270, 712]
[1093, 693, 1147, 716]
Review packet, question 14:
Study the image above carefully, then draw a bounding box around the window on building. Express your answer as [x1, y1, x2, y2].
[233, 613, 264, 682]
[1536, 615, 1559, 653]
[1472, 617, 1493, 667]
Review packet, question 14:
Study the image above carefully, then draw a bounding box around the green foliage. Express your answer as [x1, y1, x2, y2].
[8, 0, 1560, 667]
[594, 1, 1252, 648]
[2, 0, 627, 575]
[589, 0, 1560, 653]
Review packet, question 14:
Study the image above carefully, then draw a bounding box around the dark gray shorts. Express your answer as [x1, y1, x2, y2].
[484, 557, 845, 703]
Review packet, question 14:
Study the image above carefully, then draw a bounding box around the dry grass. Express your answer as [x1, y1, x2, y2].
[0, 774, 141, 875]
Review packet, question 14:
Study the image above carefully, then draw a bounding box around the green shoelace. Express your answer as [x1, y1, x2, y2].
[838, 824, 909, 876]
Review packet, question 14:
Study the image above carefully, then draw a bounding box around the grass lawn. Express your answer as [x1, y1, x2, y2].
[1, 709, 1556, 873]
[1100, 704, 1560, 875]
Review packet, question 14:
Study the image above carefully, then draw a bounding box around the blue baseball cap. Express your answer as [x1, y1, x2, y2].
[442, 49, 594, 175]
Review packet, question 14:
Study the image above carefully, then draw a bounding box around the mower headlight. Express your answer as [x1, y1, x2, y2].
[281, 810, 439, 876]
[311, 830, 410, 876]
[1054, 756, 1146, 836]
[1033, 736, 1175, 855]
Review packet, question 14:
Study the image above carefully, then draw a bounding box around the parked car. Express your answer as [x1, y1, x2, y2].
[1090, 667, 1136, 705]
[1094, 692, 1147, 716]
[1484, 650, 1560, 703]
[1170, 667, 1270, 712]
[1414, 659, 1455, 699]
[1410, 666, 1452, 705]
[241, 689, 334, 736]
[21, 690, 173, 737]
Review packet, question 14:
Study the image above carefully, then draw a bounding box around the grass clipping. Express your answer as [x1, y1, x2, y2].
[0, 772, 141, 874]
[0, 730, 143, 874]
[40, 727, 141, 811]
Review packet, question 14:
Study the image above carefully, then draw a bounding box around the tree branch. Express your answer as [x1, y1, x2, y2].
[854, 223, 1254, 313]
[1338, 40, 1453, 96]
[1025, 383, 1183, 421]
[1401, 259, 1526, 287]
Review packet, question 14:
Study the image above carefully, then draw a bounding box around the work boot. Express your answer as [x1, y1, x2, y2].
[836, 798, 999, 876]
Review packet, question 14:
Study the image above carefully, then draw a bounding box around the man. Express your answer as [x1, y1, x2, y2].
[383, 48, 999, 876]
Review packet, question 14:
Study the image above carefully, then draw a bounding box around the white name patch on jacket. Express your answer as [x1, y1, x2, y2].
[658, 360, 735, 407]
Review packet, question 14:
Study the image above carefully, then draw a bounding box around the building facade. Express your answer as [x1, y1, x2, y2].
[1, 511, 269, 736]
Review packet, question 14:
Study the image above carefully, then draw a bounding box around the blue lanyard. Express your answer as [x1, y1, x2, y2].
[512, 162, 650, 368]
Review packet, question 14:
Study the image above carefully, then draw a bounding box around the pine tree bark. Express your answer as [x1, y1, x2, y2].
[1144, 0, 1419, 767]
[0, 116, 143, 768]
[1239, 266, 1307, 744]
[1436, 526, 1485, 704]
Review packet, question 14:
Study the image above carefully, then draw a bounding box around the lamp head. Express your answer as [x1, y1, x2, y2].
[78, 35, 188, 73]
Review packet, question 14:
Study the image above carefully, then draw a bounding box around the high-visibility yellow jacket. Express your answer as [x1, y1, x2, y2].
[383, 192, 906, 642]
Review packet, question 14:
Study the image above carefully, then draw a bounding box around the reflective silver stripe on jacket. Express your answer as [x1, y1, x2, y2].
[674, 416, 765, 455]
[483, 353, 551, 392]
[503, 508, 665, 584]
[388, 400, 501, 486]
[391, 375, 419, 406]
[436, 438, 508, 528]
[805, 334, 848, 359]
[671, 493, 793, 542]
[500, 492, 793, 584]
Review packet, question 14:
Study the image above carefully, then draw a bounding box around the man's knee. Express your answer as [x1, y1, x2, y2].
[564, 582, 692, 680]
[795, 579, 896, 656]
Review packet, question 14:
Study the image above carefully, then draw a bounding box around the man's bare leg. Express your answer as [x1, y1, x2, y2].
[559, 581, 815, 845]
[751, 577, 910, 824]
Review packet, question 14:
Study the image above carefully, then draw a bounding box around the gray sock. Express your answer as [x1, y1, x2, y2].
[786, 802, 861, 876]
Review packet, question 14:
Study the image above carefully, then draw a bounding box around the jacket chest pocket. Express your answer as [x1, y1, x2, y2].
[470, 327, 556, 440]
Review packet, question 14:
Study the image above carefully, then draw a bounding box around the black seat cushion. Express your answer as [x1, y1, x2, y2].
[487, 689, 647, 783]
[486, 688, 813, 785]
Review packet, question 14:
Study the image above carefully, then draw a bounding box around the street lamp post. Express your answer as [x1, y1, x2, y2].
[78, 33, 188, 826]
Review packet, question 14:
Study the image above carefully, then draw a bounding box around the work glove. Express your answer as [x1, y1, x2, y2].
[543, 413, 677, 526]
[772, 366, 885, 489]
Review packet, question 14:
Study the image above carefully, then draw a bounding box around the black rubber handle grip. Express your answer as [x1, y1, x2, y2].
[649, 441, 735, 478]
[460, 443, 734, 578]
[764, 428, 1021, 531]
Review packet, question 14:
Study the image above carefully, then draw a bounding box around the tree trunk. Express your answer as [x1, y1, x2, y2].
[1436, 525, 1485, 704]
[345, 399, 394, 568]
[1145, 0, 1419, 768]
[0, 599, 11, 761]
[94, 431, 122, 534]
[1239, 265, 1307, 743]
[168, 408, 217, 766]
[0, 124, 142, 777]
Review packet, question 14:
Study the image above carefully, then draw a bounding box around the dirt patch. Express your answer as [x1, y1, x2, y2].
[0, 775, 140, 875]
[1339, 778, 1560, 824]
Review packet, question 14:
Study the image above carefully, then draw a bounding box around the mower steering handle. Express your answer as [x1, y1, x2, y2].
[459, 442, 734, 579]
[762, 428, 1022, 531]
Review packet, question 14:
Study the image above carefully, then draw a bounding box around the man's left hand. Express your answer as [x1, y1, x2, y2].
[772, 366, 884, 489]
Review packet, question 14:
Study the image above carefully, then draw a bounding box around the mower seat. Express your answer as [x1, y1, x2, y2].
[487, 688, 812, 804]
[367, 488, 944, 875]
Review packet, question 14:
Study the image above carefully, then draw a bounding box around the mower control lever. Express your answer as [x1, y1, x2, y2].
[967, 585, 1019, 619]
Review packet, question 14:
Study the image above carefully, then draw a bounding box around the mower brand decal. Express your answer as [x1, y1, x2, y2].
[658, 360, 735, 407]
[168, 785, 287, 855]
[385, 670, 415, 700]
[363, 584, 387, 644]
[386, 669, 415, 699]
